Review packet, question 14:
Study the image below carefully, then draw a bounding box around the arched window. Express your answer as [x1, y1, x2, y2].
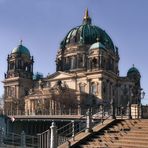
[71, 57, 76, 69]
[91, 83, 97, 94]
[92, 58, 97, 68]
[79, 83, 86, 92]
[10, 63, 14, 70]
[79, 85, 85, 92]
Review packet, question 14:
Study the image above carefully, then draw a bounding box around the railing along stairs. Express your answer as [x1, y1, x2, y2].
[57, 108, 112, 147]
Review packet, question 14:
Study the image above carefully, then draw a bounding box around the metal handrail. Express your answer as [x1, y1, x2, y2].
[0, 130, 38, 147]
[57, 107, 112, 146]
[57, 114, 86, 146]
[37, 129, 50, 148]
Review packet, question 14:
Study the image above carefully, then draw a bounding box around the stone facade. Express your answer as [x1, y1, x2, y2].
[3, 9, 142, 115]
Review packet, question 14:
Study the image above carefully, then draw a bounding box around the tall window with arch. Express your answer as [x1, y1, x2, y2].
[92, 57, 97, 68]
[91, 82, 97, 94]
[79, 83, 85, 92]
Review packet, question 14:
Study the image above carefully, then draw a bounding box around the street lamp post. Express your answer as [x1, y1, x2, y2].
[139, 90, 145, 118]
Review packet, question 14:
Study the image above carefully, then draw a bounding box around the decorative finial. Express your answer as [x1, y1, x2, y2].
[84, 8, 89, 19]
[20, 40, 23, 45]
[133, 64, 135, 67]
[83, 8, 91, 25]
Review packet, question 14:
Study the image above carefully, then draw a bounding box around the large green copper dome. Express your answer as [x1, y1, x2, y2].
[60, 9, 115, 50]
[12, 41, 30, 57]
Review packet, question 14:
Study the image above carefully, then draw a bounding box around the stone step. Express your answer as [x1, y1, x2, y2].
[129, 127, 148, 131]
[139, 119, 148, 122]
[128, 131, 148, 134]
[76, 119, 148, 148]
[92, 135, 124, 142]
[92, 135, 148, 144]
[114, 123, 132, 127]
[136, 122, 148, 124]
[120, 121, 136, 125]
[121, 136, 148, 141]
[80, 145, 108, 148]
[124, 119, 139, 122]
[109, 141, 148, 148]
[114, 124, 132, 130]
[81, 141, 148, 148]
[92, 137, 119, 144]
[135, 124, 148, 127]
[80, 142, 112, 148]
[138, 121, 148, 124]
[113, 139, 148, 145]
[111, 126, 131, 131]
[126, 133, 148, 137]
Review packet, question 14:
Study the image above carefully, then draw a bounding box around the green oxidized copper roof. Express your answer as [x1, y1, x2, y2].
[33, 72, 43, 80]
[127, 65, 140, 76]
[60, 9, 115, 51]
[89, 42, 105, 50]
[12, 40, 30, 57]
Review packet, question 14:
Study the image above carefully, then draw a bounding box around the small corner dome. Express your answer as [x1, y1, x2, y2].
[11, 41, 30, 57]
[89, 42, 105, 50]
[33, 72, 43, 80]
[127, 65, 140, 76]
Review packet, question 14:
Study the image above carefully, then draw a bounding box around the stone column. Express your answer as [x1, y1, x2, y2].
[88, 79, 91, 94]
[76, 54, 79, 68]
[0, 127, 4, 147]
[77, 96, 81, 115]
[138, 104, 142, 119]
[85, 108, 93, 133]
[21, 131, 26, 148]
[127, 101, 132, 119]
[110, 99, 115, 119]
[99, 54, 101, 69]
[82, 54, 85, 67]
[99, 78, 103, 99]
[50, 122, 57, 148]
[72, 120, 75, 140]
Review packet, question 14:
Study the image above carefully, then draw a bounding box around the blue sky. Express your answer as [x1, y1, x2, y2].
[0, 0, 147, 104]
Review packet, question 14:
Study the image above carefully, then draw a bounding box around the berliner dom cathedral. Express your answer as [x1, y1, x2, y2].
[3, 9, 142, 116]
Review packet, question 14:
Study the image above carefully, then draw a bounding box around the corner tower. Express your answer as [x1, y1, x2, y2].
[3, 41, 34, 114]
[127, 65, 141, 104]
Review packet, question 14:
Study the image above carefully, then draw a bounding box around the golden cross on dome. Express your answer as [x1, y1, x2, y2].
[84, 8, 89, 19]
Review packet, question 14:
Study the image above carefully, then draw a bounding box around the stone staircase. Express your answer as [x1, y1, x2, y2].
[75, 119, 148, 148]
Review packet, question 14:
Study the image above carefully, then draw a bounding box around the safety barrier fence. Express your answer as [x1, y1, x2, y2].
[37, 129, 50, 148]
[0, 128, 38, 147]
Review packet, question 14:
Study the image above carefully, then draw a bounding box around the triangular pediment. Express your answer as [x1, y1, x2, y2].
[48, 71, 74, 80]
